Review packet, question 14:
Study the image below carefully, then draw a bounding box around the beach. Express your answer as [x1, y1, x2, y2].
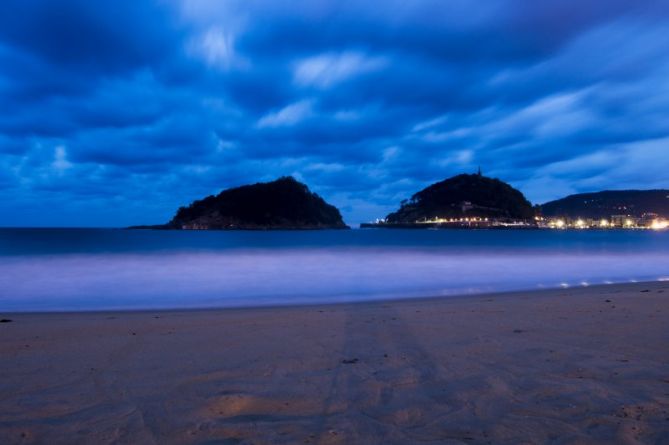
[1, 281, 669, 444]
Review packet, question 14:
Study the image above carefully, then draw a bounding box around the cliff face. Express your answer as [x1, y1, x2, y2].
[169, 177, 348, 230]
[541, 190, 669, 218]
[386, 174, 535, 223]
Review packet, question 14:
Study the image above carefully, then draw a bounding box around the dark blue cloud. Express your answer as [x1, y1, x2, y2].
[0, 0, 181, 72]
[1, 0, 668, 226]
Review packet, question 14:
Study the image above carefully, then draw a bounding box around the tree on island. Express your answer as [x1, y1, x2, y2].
[168, 176, 348, 230]
[385, 173, 535, 223]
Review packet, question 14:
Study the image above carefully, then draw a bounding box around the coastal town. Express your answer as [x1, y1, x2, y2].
[364, 214, 669, 230]
[539, 214, 669, 230]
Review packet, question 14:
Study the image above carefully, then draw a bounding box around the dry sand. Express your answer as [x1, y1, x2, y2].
[1, 282, 669, 444]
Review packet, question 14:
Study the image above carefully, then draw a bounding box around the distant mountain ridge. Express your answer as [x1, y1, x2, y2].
[385, 173, 535, 223]
[167, 177, 348, 230]
[540, 190, 669, 219]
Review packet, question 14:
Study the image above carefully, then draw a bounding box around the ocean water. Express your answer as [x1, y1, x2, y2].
[1, 228, 668, 312]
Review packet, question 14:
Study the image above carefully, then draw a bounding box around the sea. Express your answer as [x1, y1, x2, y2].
[1, 228, 668, 312]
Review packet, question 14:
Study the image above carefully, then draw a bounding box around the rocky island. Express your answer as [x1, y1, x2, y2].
[363, 172, 536, 228]
[162, 177, 348, 230]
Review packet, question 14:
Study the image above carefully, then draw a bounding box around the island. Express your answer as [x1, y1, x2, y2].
[362, 172, 536, 228]
[153, 177, 348, 230]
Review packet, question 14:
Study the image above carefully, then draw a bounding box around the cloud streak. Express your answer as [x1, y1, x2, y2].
[0, 0, 668, 226]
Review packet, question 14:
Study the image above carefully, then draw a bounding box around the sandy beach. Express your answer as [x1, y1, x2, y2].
[1, 282, 669, 444]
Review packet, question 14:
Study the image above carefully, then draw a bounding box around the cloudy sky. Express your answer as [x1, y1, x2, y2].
[1, 0, 669, 226]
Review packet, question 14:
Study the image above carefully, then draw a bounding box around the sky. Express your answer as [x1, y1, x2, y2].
[1, 1, 669, 226]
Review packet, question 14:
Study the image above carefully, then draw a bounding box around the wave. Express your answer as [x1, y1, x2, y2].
[1, 248, 668, 311]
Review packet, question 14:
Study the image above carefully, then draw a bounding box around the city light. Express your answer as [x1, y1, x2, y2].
[539, 215, 667, 230]
[651, 219, 669, 230]
[405, 214, 667, 230]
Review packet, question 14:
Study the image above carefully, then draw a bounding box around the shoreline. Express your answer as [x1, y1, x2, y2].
[2, 281, 669, 444]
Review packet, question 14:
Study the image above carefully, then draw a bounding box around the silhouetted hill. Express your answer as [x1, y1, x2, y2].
[168, 177, 348, 230]
[541, 190, 669, 218]
[385, 174, 535, 223]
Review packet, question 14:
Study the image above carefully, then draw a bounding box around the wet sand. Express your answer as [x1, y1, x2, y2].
[1, 282, 669, 444]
